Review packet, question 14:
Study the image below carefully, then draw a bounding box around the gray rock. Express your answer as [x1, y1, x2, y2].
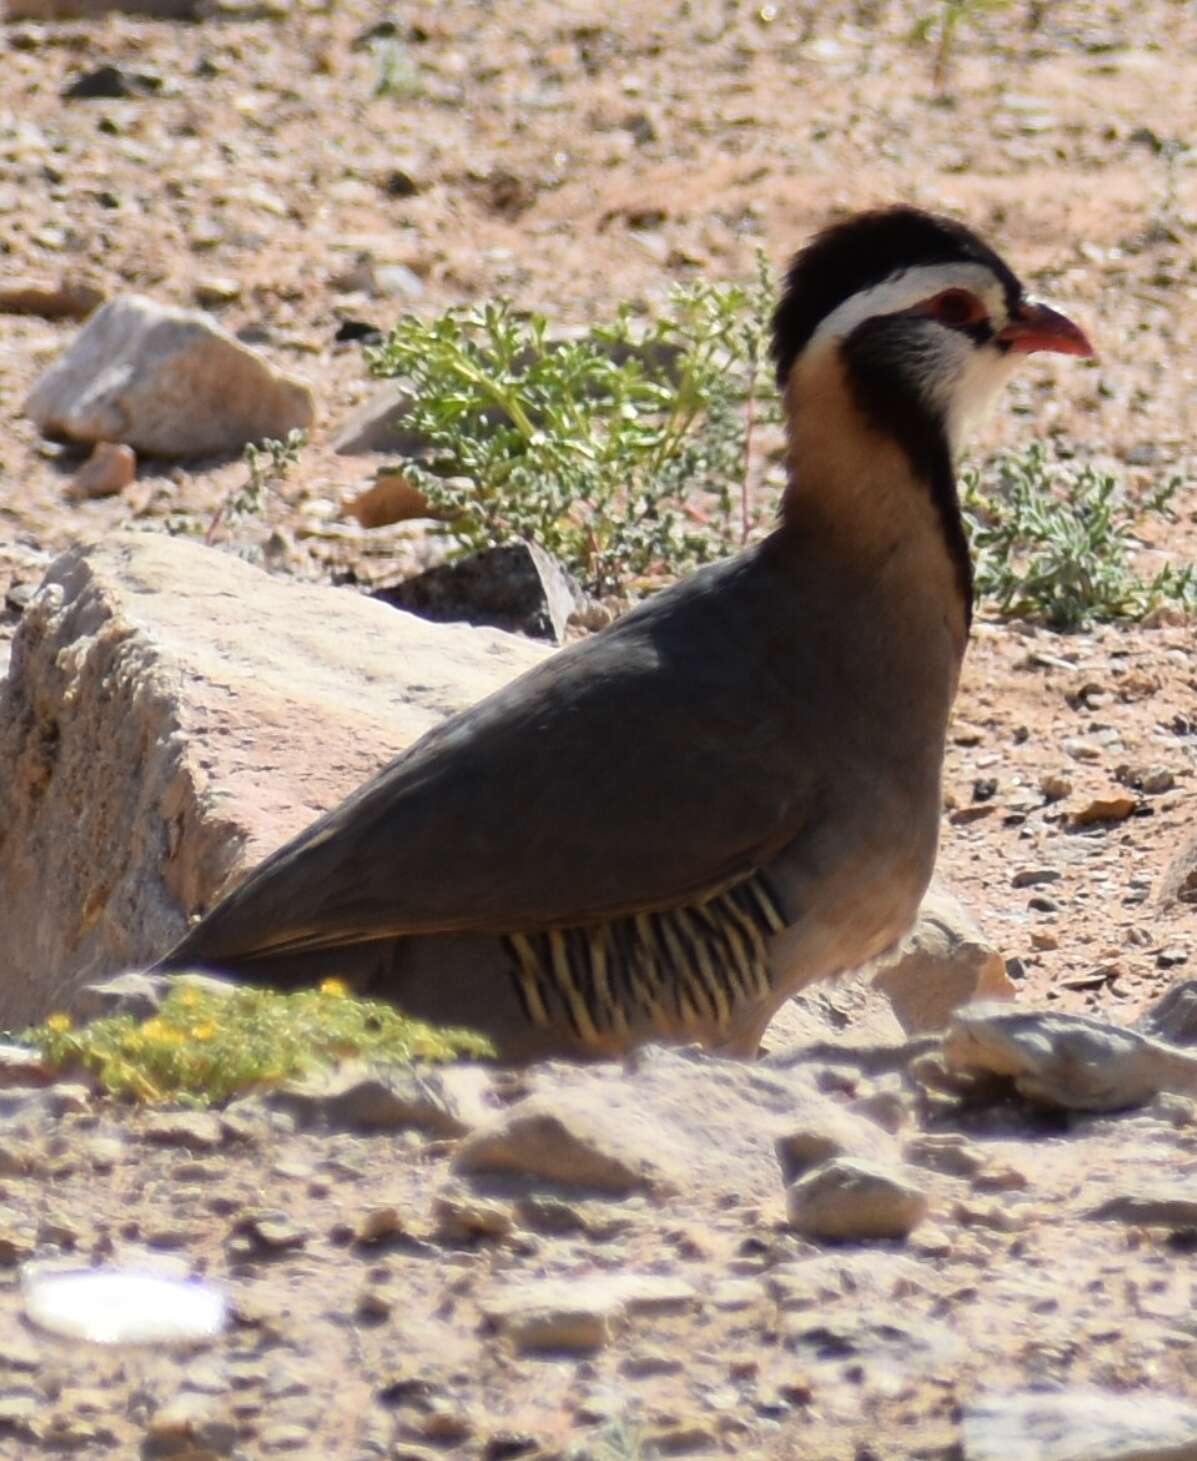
[1159, 831, 1197, 909]
[482, 1280, 619, 1354]
[454, 1094, 678, 1196]
[871, 882, 1013, 1034]
[25, 294, 315, 457]
[1085, 1188, 1197, 1228]
[71, 971, 235, 1024]
[945, 1002, 1197, 1111]
[458, 1047, 872, 1204]
[141, 1111, 224, 1151]
[481, 1273, 696, 1355]
[962, 1388, 1197, 1461]
[1137, 979, 1197, 1048]
[785, 1156, 928, 1241]
[331, 383, 425, 456]
[268, 1064, 495, 1137]
[0, 532, 546, 1026]
[374, 541, 587, 645]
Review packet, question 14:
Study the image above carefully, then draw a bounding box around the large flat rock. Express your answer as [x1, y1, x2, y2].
[0, 532, 547, 1027]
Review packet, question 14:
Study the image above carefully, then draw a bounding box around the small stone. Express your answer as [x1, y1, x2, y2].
[962, 1388, 1197, 1461]
[356, 1206, 405, 1244]
[272, 1064, 493, 1137]
[193, 276, 242, 307]
[259, 1422, 312, 1452]
[485, 1291, 615, 1354]
[1086, 1189, 1197, 1227]
[903, 1134, 986, 1178]
[1072, 795, 1136, 828]
[1158, 946, 1190, 970]
[345, 472, 432, 529]
[1011, 868, 1060, 888]
[455, 1096, 674, 1196]
[0, 280, 104, 321]
[622, 1349, 684, 1377]
[709, 1279, 760, 1311]
[238, 1213, 308, 1252]
[785, 1158, 928, 1241]
[417, 1400, 474, 1443]
[0, 1389, 40, 1424]
[432, 1188, 514, 1241]
[1040, 772, 1073, 801]
[142, 1110, 223, 1151]
[67, 441, 137, 501]
[356, 1286, 392, 1321]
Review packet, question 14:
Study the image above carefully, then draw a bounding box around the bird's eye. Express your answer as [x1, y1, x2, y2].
[928, 289, 983, 327]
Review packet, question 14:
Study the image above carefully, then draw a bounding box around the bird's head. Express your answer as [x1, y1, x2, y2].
[772, 207, 1093, 461]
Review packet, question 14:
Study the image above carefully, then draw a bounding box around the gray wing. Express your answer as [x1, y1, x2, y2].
[164, 546, 821, 966]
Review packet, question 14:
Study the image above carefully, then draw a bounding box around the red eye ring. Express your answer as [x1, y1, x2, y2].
[928, 289, 983, 327]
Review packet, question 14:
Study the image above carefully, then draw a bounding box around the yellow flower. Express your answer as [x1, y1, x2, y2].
[142, 1019, 183, 1046]
[320, 978, 348, 999]
[46, 1012, 72, 1032]
[190, 1023, 217, 1041]
[178, 988, 202, 1009]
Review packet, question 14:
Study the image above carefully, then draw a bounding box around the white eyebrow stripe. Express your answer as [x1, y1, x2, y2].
[810, 262, 1008, 347]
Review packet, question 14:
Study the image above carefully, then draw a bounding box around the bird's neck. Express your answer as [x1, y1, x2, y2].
[777, 344, 972, 662]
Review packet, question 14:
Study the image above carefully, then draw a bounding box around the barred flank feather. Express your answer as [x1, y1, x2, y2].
[503, 872, 788, 1042]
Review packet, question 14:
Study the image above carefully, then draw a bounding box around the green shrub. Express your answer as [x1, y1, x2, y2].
[961, 442, 1196, 629]
[365, 260, 781, 596]
[25, 979, 492, 1106]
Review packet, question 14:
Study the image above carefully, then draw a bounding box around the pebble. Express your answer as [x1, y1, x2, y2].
[1011, 867, 1060, 888]
[785, 1158, 929, 1241]
[142, 1111, 223, 1151]
[67, 441, 136, 500]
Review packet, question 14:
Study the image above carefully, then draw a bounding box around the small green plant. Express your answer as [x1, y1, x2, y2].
[961, 442, 1197, 629]
[371, 37, 422, 99]
[25, 979, 492, 1106]
[912, 0, 1008, 90]
[206, 428, 308, 546]
[365, 260, 782, 597]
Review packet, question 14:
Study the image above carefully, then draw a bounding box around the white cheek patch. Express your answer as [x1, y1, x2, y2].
[810, 262, 1007, 350]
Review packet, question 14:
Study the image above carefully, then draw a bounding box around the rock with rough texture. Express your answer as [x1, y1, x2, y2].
[962, 1388, 1197, 1461]
[0, 279, 104, 321]
[454, 1094, 680, 1196]
[268, 1064, 496, 1136]
[331, 382, 425, 456]
[1159, 832, 1197, 909]
[945, 1003, 1197, 1111]
[481, 1273, 697, 1354]
[1138, 978, 1197, 1047]
[871, 882, 1013, 1033]
[67, 441, 136, 500]
[785, 1156, 929, 1240]
[458, 1046, 873, 1204]
[0, 531, 547, 1027]
[765, 880, 1009, 1052]
[25, 295, 315, 457]
[374, 541, 587, 645]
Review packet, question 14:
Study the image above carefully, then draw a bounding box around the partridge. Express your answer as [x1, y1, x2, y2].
[156, 207, 1092, 1061]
